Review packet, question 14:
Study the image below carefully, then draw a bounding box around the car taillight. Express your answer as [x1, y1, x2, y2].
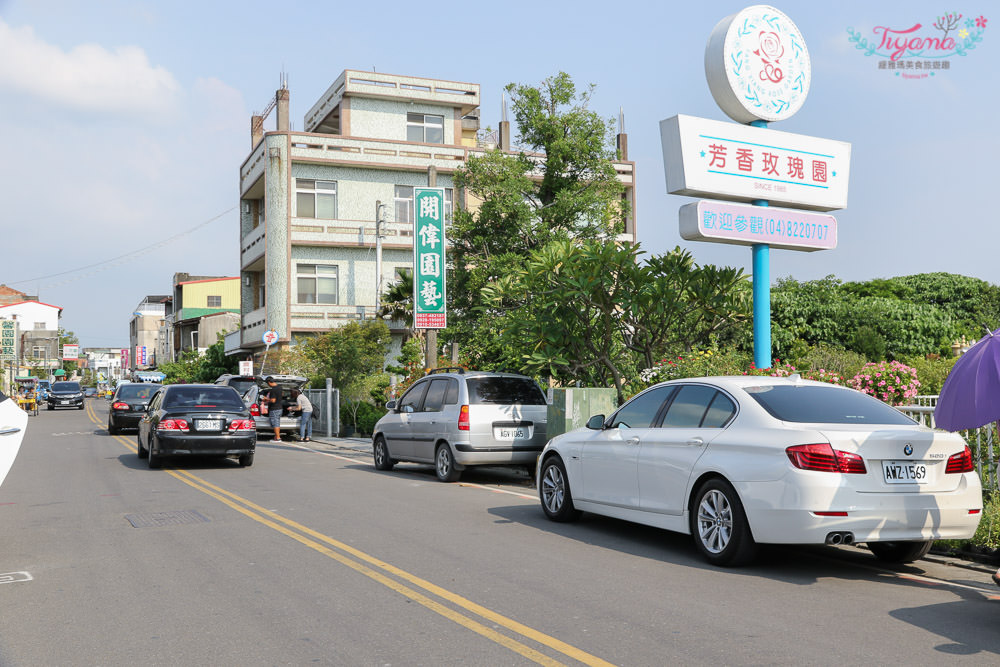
[786, 444, 867, 474]
[458, 405, 470, 431]
[157, 419, 189, 432]
[228, 419, 255, 432]
[112, 402, 129, 410]
[945, 445, 974, 474]
[249, 403, 260, 416]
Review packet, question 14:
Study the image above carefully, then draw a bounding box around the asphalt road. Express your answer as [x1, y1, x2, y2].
[1, 399, 998, 665]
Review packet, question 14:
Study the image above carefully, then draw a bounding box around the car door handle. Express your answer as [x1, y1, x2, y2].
[626, 437, 640, 446]
[686, 437, 704, 446]
[0, 426, 22, 435]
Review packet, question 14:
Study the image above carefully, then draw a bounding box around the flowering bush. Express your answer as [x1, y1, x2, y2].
[628, 348, 747, 396]
[847, 360, 920, 405]
[799, 368, 845, 385]
[742, 359, 798, 377]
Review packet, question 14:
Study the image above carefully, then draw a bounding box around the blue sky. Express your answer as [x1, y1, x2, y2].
[0, 0, 995, 347]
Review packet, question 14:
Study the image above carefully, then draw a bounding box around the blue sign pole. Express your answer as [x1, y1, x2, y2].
[750, 120, 771, 369]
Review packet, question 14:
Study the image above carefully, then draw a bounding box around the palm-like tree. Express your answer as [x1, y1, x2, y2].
[379, 269, 417, 339]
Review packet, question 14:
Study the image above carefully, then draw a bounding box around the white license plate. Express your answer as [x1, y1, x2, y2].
[493, 426, 532, 440]
[882, 460, 929, 484]
[60, 401, 69, 405]
[195, 419, 222, 431]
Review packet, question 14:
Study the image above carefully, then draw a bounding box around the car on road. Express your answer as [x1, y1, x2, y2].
[107, 383, 160, 434]
[372, 369, 548, 482]
[84, 387, 97, 398]
[536, 375, 983, 567]
[47, 381, 84, 410]
[216, 373, 309, 437]
[137, 384, 256, 468]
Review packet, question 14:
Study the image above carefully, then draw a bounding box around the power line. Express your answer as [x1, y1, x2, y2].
[10, 207, 236, 288]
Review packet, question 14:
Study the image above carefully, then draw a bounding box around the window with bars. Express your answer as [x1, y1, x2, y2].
[393, 186, 453, 224]
[406, 113, 444, 143]
[295, 179, 338, 219]
[207, 296, 222, 307]
[296, 264, 339, 304]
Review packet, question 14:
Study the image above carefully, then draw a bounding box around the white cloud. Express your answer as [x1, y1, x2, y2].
[0, 18, 180, 114]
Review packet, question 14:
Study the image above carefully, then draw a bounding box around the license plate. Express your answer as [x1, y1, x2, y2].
[60, 401, 69, 405]
[882, 460, 929, 484]
[493, 426, 532, 440]
[195, 419, 222, 431]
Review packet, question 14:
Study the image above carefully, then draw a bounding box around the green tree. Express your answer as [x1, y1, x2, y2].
[58, 328, 79, 374]
[447, 72, 628, 370]
[157, 334, 239, 384]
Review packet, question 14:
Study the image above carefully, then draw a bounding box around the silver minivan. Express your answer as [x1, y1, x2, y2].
[372, 370, 548, 482]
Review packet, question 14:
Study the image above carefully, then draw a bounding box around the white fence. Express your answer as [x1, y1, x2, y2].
[897, 395, 998, 492]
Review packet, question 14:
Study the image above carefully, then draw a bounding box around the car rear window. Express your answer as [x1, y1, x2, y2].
[227, 379, 258, 395]
[467, 377, 546, 405]
[118, 384, 159, 400]
[163, 387, 245, 411]
[744, 385, 915, 425]
[53, 382, 80, 392]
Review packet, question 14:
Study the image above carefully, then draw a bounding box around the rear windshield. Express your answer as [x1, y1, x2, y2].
[118, 384, 159, 400]
[163, 386, 245, 411]
[467, 377, 546, 405]
[52, 382, 81, 392]
[227, 379, 258, 395]
[744, 385, 915, 425]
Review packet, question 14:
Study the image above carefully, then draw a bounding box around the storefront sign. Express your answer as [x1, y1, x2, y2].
[413, 187, 447, 329]
[0, 321, 16, 361]
[62, 344, 79, 361]
[679, 200, 837, 251]
[660, 114, 851, 211]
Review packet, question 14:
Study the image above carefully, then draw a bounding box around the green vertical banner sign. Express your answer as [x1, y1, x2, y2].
[413, 187, 447, 329]
[0, 320, 16, 361]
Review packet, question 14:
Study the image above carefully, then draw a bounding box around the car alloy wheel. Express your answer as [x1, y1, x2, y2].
[435, 443, 461, 482]
[697, 489, 733, 554]
[539, 457, 580, 522]
[373, 436, 394, 471]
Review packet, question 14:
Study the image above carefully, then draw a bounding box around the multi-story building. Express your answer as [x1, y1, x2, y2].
[161, 273, 241, 361]
[0, 299, 62, 379]
[83, 348, 124, 389]
[128, 295, 169, 371]
[236, 69, 636, 365]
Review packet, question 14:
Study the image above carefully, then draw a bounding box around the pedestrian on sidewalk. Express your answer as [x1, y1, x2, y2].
[264, 377, 284, 442]
[290, 388, 313, 442]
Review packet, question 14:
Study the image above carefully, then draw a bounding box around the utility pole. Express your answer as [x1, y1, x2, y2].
[375, 200, 385, 317]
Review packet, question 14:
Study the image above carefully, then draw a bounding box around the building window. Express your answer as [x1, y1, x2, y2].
[393, 186, 453, 224]
[207, 295, 221, 307]
[297, 264, 338, 304]
[32, 346, 46, 359]
[406, 113, 444, 144]
[33, 322, 45, 329]
[295, 179, 338, 219]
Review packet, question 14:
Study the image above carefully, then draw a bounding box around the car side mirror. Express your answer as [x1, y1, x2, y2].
[385, 400, 397, 411]
[586, 414, 606, 430]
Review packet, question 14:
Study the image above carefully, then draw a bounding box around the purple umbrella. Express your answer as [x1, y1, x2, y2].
[934, 327, 1000, 431]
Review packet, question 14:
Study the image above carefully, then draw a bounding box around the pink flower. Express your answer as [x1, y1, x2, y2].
[976, 16, 988, 28]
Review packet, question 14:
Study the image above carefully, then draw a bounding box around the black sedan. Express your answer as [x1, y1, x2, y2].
[137, 384, 256, 469]
[47, 381, 84, 410]
[107, 383, 160, 434]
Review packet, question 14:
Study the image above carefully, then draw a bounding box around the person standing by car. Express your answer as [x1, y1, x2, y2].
[264, 376, 284, 442]
[289, 389, 313, 442]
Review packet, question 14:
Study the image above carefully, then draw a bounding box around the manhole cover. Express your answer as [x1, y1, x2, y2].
[125, 509, 210, 528]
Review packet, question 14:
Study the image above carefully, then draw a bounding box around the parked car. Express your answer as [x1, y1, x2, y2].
[107, 383, 161, 434]
[537, 375, 983, 567]
[217, 374, 309, 437]
[372, 369, 548, 482]
[47, 381, 84, 410]
[137, 384, 256, 468]
[84, 387, 97, 398]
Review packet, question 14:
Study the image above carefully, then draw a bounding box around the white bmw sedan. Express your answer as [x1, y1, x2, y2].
[537, 376, 982, 566]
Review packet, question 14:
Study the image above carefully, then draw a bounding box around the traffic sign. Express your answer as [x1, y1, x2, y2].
[262, 330, 279, 347]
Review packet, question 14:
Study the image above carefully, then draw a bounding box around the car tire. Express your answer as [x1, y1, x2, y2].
[78, 404, 85, 410]
[137, 433, 148, 458]
[238, 452, 254, 467]
[539, 456, 581, 522]
[690, 478, 758, 567]
[108, 420, 119, 435]
[47, 405, 53, 410]
[373, 436, 394, 471]
[867, 540, 933, 564]
[147, 437, 161, 469]
[435, 442, 461, 482]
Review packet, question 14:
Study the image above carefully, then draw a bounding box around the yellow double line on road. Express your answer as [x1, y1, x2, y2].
[85, 400, 614, 666]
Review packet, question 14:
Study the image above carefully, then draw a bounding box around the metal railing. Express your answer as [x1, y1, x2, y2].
[897, 397, 998, 492]
[303, 384, 339, 439]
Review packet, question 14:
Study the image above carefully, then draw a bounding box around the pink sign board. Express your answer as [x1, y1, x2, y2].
[415, 313, 446, 329]
[679, 200, 837, 252]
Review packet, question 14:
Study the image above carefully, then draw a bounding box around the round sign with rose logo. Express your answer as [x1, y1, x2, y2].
[705, 5, 811, 123]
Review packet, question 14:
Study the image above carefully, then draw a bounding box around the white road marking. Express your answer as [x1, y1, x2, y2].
[0, 571, 33, 585]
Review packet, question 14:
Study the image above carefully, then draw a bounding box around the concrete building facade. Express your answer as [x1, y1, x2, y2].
[128, 295, 169, 371]
[162, 274, 241, 361]
[236, 69, 636, 364]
